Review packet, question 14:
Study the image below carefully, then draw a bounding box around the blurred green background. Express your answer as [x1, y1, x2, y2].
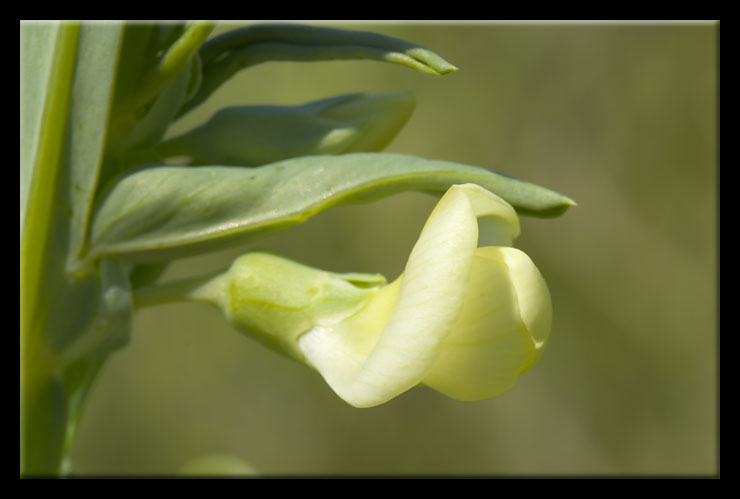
[69, 21, 718, 476]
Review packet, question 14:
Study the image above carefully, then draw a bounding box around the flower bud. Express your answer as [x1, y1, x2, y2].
[188, 252, 386, 361]
[155, 91, 414, 166]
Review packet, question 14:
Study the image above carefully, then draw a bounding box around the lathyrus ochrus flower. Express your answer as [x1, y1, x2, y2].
[176, 183, 551, 407]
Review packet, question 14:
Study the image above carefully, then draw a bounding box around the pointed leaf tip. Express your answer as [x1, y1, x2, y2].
[89, 153, 575, 264]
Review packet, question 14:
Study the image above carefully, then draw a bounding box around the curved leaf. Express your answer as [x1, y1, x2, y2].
[157, 91, 415, 166]
[179, 23, 457, 117]
[88, 153, 574, 264]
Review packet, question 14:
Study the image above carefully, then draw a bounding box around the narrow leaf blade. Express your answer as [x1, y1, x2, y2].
[88, 153, 575, 263]
[180, 23, 457, 117]
[65, 22, 125, 268]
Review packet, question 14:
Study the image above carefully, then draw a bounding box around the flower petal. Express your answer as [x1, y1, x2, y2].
[298, 184, 521, 407]
[495, 246, 552, 362]
[461, 183, 520, 247]
[423, 246, 551, 400]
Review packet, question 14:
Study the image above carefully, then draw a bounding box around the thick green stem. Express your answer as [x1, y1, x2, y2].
[20, 21, 81, 476]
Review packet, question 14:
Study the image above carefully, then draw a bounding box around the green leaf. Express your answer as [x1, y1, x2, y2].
[87, 153, 575, 264]
[135, 21, 214, 105]
[179, 23, 457, 117]
[20, 21, 67, 238]
[105, 23, 166, 150]
[20, 21, 78, 284]
[118, 56, 195, 150]
[156, 91, 415, 166]
[106, 22, 212, 158]
[64, 23, 125, 268]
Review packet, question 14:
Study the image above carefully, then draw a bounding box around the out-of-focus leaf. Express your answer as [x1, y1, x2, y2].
[179, 23, 457, 117]
[88, 153, 575, 263]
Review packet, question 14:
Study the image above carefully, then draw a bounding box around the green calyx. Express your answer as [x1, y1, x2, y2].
[187, 253, 386, 361]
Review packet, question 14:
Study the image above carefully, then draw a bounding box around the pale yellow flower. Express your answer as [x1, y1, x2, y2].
[298, 184, 551, 407]
[190, 184, 551, 407]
